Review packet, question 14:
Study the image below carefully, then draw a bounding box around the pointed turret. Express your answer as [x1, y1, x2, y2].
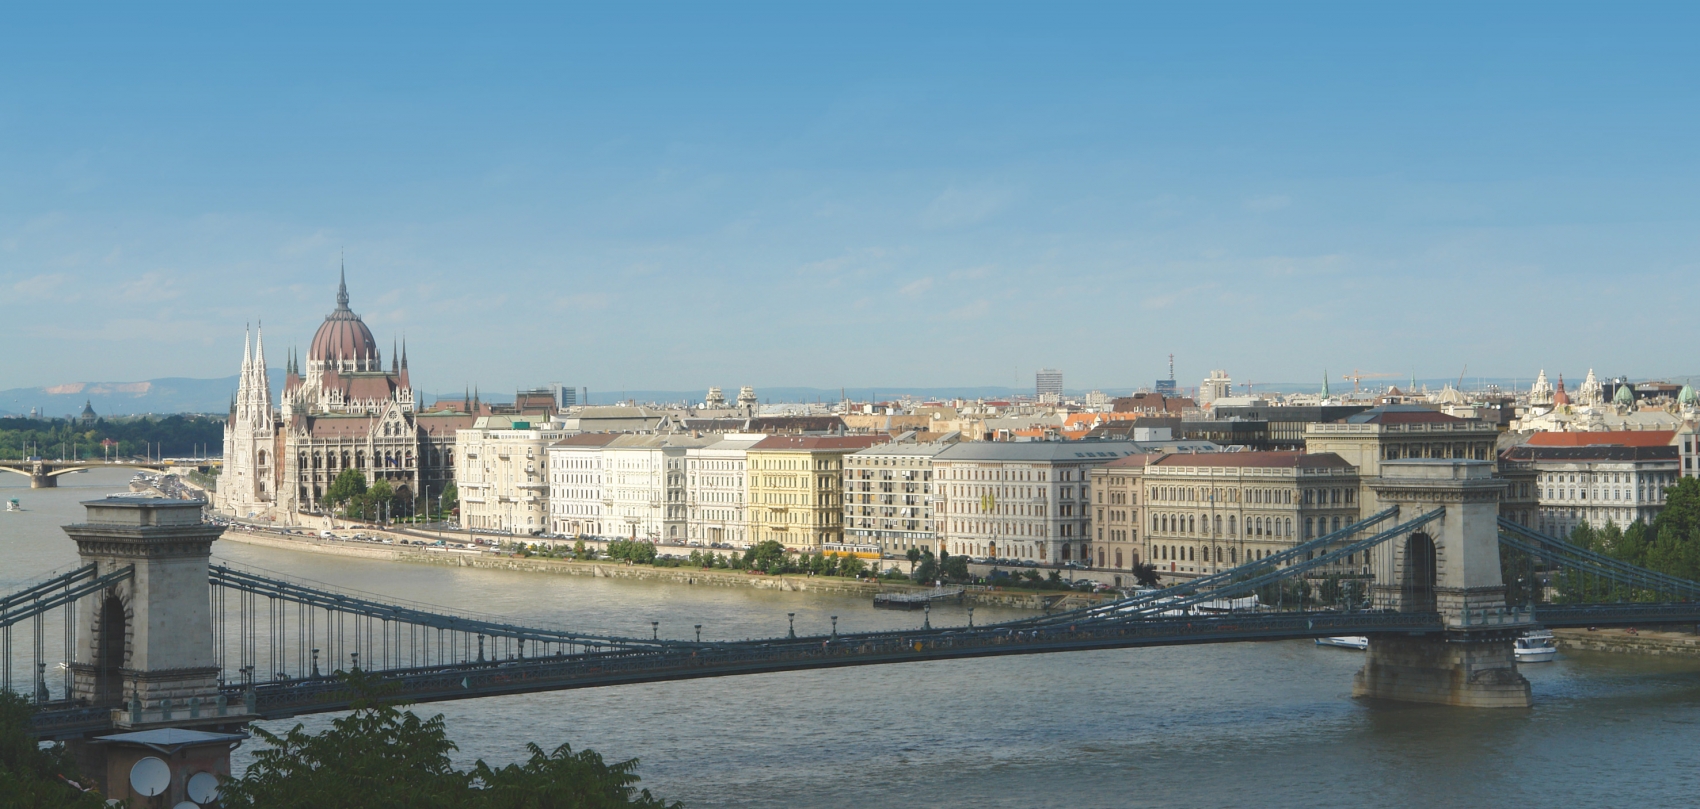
[398, 338, 411, 389]
[1321, 370, 1330, 398]
[337, 260, 350, 309]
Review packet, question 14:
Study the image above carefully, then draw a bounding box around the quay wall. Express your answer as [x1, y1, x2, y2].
[1553, 628, 1700, 658]
[219, 529, 1099, 610]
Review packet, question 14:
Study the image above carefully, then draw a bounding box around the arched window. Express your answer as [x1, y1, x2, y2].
[1286, 518, 1293, 538]
[1228, 515, 1236, 536]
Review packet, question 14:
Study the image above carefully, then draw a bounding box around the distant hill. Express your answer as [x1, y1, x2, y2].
[0, 372, 283, 417]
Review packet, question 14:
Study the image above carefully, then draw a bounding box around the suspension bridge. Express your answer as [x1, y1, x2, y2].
[7, 459, 1700, 803]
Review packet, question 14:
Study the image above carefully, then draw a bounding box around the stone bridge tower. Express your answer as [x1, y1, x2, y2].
[1355, 460, 1531, 708]
[65, 497, 226, 720]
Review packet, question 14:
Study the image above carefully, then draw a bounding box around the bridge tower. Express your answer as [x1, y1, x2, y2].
[1355, 460, 1532, 708]
[64, 497, 227, 717]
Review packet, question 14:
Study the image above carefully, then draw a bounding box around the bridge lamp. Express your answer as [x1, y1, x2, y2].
[831, 616, 838, 638]
[787, 613, 796, 638]
[695, 624, 702, 643]
[651, 621, 659, 640]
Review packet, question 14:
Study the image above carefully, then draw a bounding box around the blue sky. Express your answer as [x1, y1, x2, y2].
[3, 3, 1697, 394]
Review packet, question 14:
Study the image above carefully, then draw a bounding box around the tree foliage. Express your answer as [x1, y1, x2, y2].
[220, 673, 678, 809]
[0, 691, 107, 808]
[0, 414, 224, 461]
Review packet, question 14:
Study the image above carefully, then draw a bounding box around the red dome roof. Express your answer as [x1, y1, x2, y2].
[309, 276, 379, 364]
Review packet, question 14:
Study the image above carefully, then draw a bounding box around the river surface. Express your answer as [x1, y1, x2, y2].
[6, 470, 1700, 808]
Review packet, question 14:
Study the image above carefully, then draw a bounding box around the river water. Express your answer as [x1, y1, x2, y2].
[6, 470, 1700, 808]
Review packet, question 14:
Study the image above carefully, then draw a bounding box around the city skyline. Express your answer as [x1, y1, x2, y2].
[5, 4, 1700, 392]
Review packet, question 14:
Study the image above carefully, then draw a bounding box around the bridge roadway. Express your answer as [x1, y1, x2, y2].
[0, 458, 211, 488]
[30, 601, 1700, 738]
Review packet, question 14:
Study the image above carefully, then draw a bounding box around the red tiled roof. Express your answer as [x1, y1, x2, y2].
[1525, 430, 1675, 448]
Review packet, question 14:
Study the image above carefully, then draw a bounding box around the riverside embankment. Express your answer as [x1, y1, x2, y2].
[1554, 627, 1700, 658]
[219, 528, 1107, 611]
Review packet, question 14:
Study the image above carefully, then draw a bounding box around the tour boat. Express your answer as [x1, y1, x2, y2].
[5, 499, 19, 512]
[1315, 636, 1368, 651]
[1515, 630, 1557, 663]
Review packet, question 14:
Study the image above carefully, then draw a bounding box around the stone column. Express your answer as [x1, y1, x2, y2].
[1353, 460, 1532, 708]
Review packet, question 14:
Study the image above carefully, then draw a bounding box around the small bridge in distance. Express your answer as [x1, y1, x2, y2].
[0, 457, 217, 488]
[7, 459, 1700, 803]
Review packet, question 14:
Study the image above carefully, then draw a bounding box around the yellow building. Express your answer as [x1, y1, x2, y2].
[747, 435, 886, 550]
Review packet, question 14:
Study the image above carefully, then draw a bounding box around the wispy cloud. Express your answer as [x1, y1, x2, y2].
[899, 277, 934, 297]
[920, 185, 1016, 229]
[1244, 195, 1292, 212]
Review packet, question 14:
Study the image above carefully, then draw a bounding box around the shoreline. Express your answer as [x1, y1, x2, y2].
[219, 529, 1105, 611]
[1553, 627, 1700, 658]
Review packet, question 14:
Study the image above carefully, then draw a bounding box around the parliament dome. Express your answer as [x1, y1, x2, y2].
[308, 273, 379, 367]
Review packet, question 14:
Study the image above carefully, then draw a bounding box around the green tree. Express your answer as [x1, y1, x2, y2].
[325, 468, 368, 508]
[439, 483, 459, 518]
[1648, 477, 1700, 581]
[220, 673, 678, 809]
[905, 547, 921, 573]
[911, 549, 938, 583]
[939, 554, 970, 582]
[1132, 562, 1161, 588]
[744, 540, 788, 572]
[0, 692, 107, 808]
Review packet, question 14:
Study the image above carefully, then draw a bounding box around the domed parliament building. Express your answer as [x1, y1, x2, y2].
[217, 272, 477, 521]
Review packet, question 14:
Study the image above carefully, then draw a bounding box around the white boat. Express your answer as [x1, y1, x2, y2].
[5, 499, 18, 512]
[1515, 630, 1557, 663]
[1315, 636, 1369, 650]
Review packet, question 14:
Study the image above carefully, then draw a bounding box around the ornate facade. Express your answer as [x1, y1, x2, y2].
[216, 273, 477, 522]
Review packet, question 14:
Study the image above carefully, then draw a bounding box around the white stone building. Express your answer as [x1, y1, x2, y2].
[1500, 443, 1681, 536]
[546, 433, 621, 538]
[603, 434, 720, 543]
[685, 435, 764, 547]
[455, 416, 570, 534]
[932, 440, 1143, 565]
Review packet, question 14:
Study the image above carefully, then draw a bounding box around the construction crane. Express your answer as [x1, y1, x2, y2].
[1342, 369, 1398, 394]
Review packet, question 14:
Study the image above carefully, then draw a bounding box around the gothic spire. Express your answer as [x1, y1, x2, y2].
[242, 324, 252, 373]
[392, 337, 399, 373]
[337, 260, 350, 309]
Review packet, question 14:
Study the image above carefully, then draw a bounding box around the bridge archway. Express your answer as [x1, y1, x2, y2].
[95, 590, 129, 705]
[1400, 532, 1437, 613]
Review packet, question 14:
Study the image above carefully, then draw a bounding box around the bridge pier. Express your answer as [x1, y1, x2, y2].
[1353, 631, 1530, 708]
[1355, 460, 1532, 708]
[30, 472, 56, 488]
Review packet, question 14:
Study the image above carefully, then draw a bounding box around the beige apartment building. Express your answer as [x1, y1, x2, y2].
[455, 416, 570, 534]
[1089, 454, 1153, 580]
[747, 435, 887, 550]
[1135, 451, 1360, 580]
[843, 440, 953, 557]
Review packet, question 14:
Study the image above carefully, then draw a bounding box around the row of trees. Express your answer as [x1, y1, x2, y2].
[1, 677, 678, 808]
[1563, 477, 1700, 581]
[0, 414, 225, 461]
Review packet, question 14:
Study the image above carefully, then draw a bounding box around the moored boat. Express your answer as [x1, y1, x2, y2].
[1515, 630, 1557, 663]
[1315, 636, 1368, 650]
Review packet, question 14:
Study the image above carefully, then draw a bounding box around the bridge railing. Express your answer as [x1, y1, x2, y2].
[1497, 518, 1700, 609]
[207, 562, 672, 689]
[1, 564, 132, 705]
[225, 608, 1446, 720]
[1010, 507, 1404, 628]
